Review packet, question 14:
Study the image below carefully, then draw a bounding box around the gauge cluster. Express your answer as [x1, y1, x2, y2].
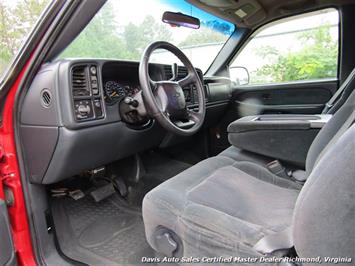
[104, 80, 140, 105]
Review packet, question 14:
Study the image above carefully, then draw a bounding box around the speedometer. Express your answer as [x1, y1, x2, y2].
[104, 81, 125, 105]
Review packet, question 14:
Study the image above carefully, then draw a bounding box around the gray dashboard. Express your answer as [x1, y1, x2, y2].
[20, 59, 232, 184]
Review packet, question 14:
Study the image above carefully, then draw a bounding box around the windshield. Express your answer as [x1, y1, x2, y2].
[59, 0, 235, 72]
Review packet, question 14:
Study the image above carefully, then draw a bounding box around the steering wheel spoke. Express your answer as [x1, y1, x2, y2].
[170, 109, 201, 130]
[187, 109, 202, 123]
[178, 73, 194, 88]
[153, 84, 168, 113]
[149, 78, 157, 90]
[173, 118, 195, 129]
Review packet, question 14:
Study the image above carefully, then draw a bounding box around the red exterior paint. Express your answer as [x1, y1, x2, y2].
[0, 61, 36, 266]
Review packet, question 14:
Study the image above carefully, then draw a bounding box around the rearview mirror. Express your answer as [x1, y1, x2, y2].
[162, 11, 200, 29]
[229, 66, 250, 85]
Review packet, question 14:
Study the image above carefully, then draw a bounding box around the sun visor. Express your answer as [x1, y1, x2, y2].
[187, 0, 266, 27]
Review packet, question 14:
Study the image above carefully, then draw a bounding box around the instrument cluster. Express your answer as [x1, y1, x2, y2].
[103, 80, 140, 105]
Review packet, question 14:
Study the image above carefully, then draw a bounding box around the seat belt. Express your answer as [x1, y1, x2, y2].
[266, 160, 290, 178]
[322, 68, 355, 114]
[254, 227, 293, 255]
[266, 160, 306, 182]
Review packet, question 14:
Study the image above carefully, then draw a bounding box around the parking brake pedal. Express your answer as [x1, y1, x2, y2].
[90, 183, 115, 202]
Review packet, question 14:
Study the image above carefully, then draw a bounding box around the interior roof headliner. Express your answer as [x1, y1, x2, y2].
[188, 0, 354, 29]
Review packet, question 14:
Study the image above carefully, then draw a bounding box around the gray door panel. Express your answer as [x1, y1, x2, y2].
[209, 79, 338, 154]
[232, 79, 337, 115]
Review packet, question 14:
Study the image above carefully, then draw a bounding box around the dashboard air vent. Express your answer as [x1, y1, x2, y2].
[41, 89, 52, 107]
[71, 66, 89, 96]
[163, 65, 189, 80]
[163, 65, 173, 80]
[177, 67, 188, 79]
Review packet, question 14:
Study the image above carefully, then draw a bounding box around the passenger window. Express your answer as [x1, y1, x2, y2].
[230, 8, 339, 85]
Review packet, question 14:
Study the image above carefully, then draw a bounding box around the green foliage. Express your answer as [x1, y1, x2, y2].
[60, 4, 126, 59]
[62, 7, 233, 59]
[61, 4, 172, 61]
[253, 25, 338, 84]
[179, 20, 233, 47]
[122, 15, 172, 59]
[179, 26, 226, 47]
[0, 0, 48, 76]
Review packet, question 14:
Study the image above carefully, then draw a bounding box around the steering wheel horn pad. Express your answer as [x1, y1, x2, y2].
[155, 81, 187, 118]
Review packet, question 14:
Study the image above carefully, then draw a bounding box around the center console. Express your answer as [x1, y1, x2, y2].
[227, 114, 332, 167]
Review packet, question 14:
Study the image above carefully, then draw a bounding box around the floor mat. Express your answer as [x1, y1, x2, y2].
[142, 151, 192, 181]
[52, 194, 155, 265]
[126, 152, 192, 206]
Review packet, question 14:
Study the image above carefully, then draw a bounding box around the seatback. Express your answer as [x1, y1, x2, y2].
[293, 123, 354, 262]
[306, 90, 355, 175]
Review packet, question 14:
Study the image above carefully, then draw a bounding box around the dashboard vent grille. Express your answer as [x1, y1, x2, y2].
[163, 65, 189, 80]
[41, 89, 52, 107]
[163, 65, 173, 79]
[177, 67, 188, 79]
[72, 66, 89, 96]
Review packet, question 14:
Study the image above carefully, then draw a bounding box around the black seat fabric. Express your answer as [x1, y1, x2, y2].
[142, 91, 355, 263]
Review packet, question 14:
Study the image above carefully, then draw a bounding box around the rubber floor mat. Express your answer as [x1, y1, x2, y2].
[51, 194, 155, 265]
[126, 153, 192, 206]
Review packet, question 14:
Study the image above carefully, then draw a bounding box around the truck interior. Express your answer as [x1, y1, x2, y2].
[2, 0, 354, 265]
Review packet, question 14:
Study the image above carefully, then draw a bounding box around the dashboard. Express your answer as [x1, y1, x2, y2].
[19, 59, 232, 185]
[67, 60, 206, 126]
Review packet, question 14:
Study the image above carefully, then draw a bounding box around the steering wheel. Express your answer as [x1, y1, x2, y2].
[139, 41, 206, 136]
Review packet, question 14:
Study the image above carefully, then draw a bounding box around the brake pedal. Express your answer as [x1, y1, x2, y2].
[90, 183, 115, 202]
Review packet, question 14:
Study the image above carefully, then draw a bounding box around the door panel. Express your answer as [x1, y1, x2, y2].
[209, 79, 337, 155]
[233, 79, 337, 115]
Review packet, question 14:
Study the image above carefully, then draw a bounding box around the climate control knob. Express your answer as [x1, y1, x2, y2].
[78, 104, 91, 115]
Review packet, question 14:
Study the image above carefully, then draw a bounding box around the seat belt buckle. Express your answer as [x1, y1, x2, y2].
[267, 160, 285, 175]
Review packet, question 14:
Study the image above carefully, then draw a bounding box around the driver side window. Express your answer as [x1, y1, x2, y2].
[230, 8, 339, 86]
